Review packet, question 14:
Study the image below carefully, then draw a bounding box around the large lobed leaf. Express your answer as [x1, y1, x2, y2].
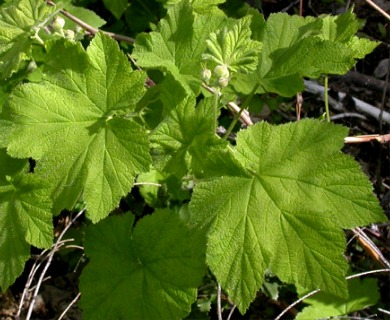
[4, 33, 151, 222]
[79, 210, 206, 320]
[189, 119, 386, 312]
[0, 149, 53, 290]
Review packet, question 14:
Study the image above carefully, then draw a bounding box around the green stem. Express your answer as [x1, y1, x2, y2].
[213, 90, 220, 132]
[222, 84, 259, 140]
[324, 74, 330, 122]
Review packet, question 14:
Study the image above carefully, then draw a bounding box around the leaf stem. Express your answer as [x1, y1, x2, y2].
[217, 283, 223, 320]
[222, 84, 259, 140]
[324, 74, 330, 122]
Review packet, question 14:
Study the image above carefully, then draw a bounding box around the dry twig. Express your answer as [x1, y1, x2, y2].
[22, 210, 84, 320]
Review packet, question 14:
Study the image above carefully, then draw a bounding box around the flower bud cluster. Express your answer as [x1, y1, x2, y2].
[51, 16, 84, 41]
[200, 64, 230, 88]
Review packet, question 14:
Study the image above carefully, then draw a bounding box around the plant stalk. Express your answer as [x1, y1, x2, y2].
[324, 74, 330, 122]
[223, 84, 259, 140]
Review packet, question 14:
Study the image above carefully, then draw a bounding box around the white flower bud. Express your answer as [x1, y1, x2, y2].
[52, 16, 65, 32]
[200, 68, 212, 82]
[64, 29, 75, 40]
[218, 77, 229, 87]
[213, 65, 229, 79]
[27, 60, 37, 73]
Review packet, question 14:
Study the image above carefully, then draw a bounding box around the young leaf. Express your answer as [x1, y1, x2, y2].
[189, 119, 386, 312]
[0, 0, 56, 79]
[79, 210, 206, 320]
[296, 278, 380, 319]
[202, 15, 262, 73]
[0, 149, 53, 290]
[132, 0, 227, 94]
[5, 33, 151, 222]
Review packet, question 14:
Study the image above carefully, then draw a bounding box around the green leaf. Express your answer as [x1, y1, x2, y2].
[189, 119, 386, 312]
[132, 0, 227, 94]
[137, 167, 191, 207]
[64, 2, 106, 30]
[80, 210, 206, 320]
[159, 0, 226, 17]
[0, 149, 53, 290]
[137, 167, 166, 207]
[5, 33, 151, 222]
[260, 13, 358, 79]
[151, 96, 240, 178]
[253, 12, 378, 96]
[319, 9, 378, 57]
[102, 0, 129, 19]
[0, 0, 56, 79]
[124, 0, 165, 34]
[202, 15, 262, 73]
[157, 72, 189, 116]
[296, 278, 380, 319]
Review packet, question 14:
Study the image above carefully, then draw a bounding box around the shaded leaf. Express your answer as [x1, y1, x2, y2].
[0, 149, 52, 290]
[80, 210, 206, 320]
[296, 278, 380, 319]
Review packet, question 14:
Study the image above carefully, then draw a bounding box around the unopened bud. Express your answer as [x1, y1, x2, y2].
[200, 68, 212, 82]
[214, 65, 229, 79]
[52, 16, 65, 32]
[64, 29, 75, 40]
[218, 77, 229, 88]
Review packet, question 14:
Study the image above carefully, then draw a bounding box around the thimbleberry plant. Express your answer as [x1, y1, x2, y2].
[0, 0, 387, 319]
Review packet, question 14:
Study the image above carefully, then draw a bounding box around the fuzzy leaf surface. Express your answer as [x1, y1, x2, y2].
[132, 0, 227, 94]
[0, 0, 56, 79]
[189, 119, 386, 312]
[202, 15, 262, 73]
[296, 278, 380, 319]
[0, 149, 52, 289]
[80, 210, 206, 320]
[5, 33, 151, 222]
